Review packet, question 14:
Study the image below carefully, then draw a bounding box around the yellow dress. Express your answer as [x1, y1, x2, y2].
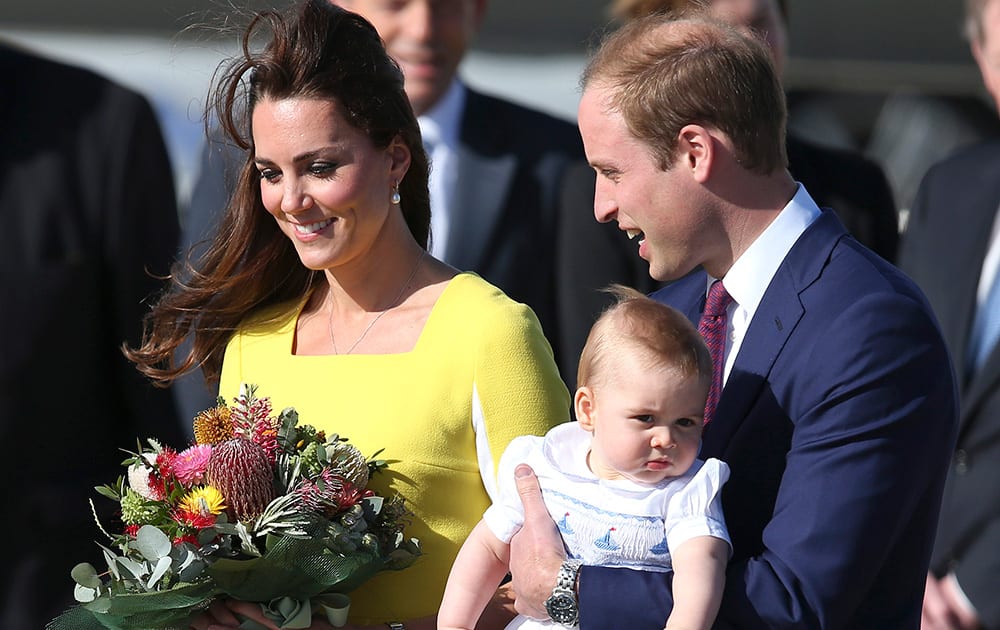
[218, 272, 570, 624]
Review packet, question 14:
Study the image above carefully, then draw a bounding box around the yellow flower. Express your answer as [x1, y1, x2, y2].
[193, 405, 234, 445]
[178, 485, 227, 517]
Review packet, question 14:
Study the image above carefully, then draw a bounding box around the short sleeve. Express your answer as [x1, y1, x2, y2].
[482, 435, 545, 543]
[664, 458, 732, 557]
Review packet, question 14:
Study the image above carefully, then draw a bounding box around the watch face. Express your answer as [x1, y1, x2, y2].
[545, 592, 578, 625]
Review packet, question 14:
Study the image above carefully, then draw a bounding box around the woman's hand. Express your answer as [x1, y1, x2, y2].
[189, 598, 355, 630]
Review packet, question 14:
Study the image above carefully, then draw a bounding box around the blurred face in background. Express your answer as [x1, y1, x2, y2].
[709, 0, 787, 77]
[335, 0, 488, 116]
[972, 0, 1000, 110]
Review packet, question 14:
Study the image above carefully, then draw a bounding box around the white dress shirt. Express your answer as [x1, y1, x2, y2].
[707, 184, 822, 385]
[418, 79, 465, 260]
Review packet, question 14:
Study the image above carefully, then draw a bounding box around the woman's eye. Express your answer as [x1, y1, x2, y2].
[309, 162, 336, 176]
[258, 168, 280, 183]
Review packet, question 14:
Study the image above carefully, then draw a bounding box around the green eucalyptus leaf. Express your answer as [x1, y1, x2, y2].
[116, 556, 147, 582]
[147, 555, 172, 589]
[70, 562, 102, 589]
[99, 545, 120, 580]
[73, 583, 99, 603]
[135, 524, 171, 560]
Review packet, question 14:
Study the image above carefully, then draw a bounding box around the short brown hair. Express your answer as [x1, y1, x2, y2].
[582, 10, 787, 174]
[610, 0, 788, 24]
[577, 285, 712, 389]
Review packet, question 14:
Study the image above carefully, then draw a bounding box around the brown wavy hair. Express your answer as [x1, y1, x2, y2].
[125, 0, 430, 385]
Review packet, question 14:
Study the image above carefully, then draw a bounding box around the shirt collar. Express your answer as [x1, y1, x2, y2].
[418, 78, 465, 149]
[710, 183, 822, 313]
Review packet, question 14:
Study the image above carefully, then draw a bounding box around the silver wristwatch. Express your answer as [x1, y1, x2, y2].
[544, 559, 582, 627]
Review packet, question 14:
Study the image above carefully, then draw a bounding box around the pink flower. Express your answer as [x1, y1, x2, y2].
[174, 445, 213, 486]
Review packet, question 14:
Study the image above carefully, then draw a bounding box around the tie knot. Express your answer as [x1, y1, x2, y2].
[704, 281, 733, 318]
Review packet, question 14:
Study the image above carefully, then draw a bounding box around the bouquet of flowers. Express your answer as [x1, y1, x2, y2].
[47, 384, 421, 630]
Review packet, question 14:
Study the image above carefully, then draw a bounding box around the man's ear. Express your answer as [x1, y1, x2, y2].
[677, 124, 714, 184]
[575, 386, 596, 431]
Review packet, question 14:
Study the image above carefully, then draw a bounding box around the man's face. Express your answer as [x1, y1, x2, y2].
[578, 85, 717, 282]
[709, 0, 787, 77]
[973, 0, 1000, 111]
[334, 0, 487, 116]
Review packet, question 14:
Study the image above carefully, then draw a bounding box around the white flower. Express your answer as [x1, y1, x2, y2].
[127, 453, 159, 500]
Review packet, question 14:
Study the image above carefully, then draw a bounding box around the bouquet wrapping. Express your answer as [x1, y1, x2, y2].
[47, 384, 420, 630]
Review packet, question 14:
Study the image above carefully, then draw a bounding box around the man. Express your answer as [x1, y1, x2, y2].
[555, 0, 899, 386]
[899, 0, 1000, 627]
[510, 12, 957, 628]
[178, 0, 584, 418]
[0, 42, 184, 627]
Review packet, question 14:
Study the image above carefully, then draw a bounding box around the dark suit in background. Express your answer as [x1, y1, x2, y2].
[0, 43, 184, 627]
[579, 208, 957, 628]
[555, 132, 899, 387]
[898, 140, 1000, 628]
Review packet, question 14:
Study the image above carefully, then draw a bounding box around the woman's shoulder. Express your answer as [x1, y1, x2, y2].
[231, 297, 304, 338]
[442, 273, 540, 321]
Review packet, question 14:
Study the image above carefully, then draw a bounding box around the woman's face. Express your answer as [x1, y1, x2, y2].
[252, 96, 410, 271]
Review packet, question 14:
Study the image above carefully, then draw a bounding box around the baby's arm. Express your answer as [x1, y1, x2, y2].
[663, 535, 729, 630]
[438, 520, 513, 630]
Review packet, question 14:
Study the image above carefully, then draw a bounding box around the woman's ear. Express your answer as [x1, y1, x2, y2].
[387, 135, 411, 183]
[575, 386, 596, 432]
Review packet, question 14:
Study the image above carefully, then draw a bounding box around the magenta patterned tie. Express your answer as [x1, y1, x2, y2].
[699, 280, 733, 425]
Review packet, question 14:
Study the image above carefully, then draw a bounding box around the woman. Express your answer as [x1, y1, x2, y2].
[127, 2, 569, 628]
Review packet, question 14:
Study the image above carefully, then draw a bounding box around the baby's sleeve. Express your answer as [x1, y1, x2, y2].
[481, 435, 542, 543]
[664, 458, 732, 557]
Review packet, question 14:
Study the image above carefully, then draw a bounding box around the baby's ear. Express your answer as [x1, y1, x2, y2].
[574, 386, 596, 431]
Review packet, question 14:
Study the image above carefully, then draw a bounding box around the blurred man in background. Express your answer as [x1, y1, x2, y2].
[899, 0, 1000, 627]
[1, 41, 183, 627]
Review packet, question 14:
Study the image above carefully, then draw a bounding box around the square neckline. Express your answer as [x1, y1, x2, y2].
[287, 272, 469, 358]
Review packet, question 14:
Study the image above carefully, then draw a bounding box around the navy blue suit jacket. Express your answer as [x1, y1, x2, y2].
[578, 209, 958, 628]
[899, 140, 1000, 627]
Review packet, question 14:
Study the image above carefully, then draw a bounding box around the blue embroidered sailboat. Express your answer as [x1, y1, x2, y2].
[650, 537, 669, 555]
[594, 527, 620, 551]
[557, 512, 574, 535]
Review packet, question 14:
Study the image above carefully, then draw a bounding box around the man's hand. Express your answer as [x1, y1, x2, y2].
[921, 572, 982, 630]
[508, 464, 567, 620]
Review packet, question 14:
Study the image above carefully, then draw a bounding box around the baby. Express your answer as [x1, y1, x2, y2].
[439, 286, 731, 630]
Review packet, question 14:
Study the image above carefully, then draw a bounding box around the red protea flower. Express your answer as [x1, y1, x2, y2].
[124, 524, 140, 538]
[206, 438, 276, 521]
[250, 417, 280, 465]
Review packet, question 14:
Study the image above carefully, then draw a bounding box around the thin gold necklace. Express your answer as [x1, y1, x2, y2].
[328, 250, 425, 355]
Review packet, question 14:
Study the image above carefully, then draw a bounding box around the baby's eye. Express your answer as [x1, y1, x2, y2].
[633, 414, 654, 423]
[675, 417, 697, 428]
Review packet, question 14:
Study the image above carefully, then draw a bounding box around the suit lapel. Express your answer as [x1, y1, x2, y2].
[442, 90, 517, 271]
[445, 144, 515, 270]
[704, 211, 843, 452]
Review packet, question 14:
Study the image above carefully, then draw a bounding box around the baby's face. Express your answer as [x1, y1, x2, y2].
[579, 357, 707, 485]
